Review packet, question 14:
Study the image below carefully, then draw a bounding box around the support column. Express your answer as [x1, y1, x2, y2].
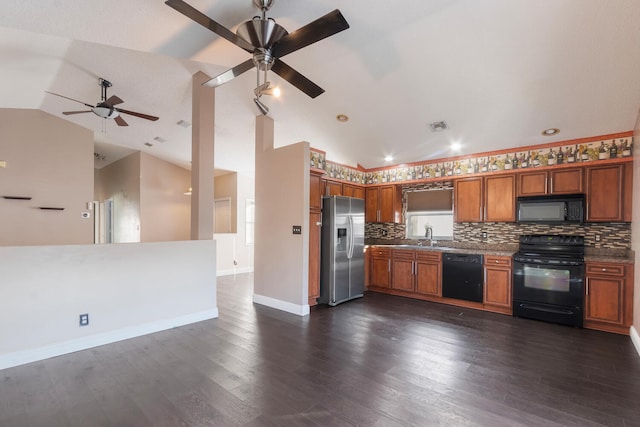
[191, 71, 215, 240]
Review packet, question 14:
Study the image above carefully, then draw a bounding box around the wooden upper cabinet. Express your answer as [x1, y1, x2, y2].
[324, 180, 342, 197]
[586, 165, 624, 222]
[517, 171, 547, 196]
[454, 178, 483, 222]
[484, 175, 515, 222]
[551, 168, 583, 194]
[623, 162, 633, 221]
[455, 175, 515, 222]
[517, 168, 582, 196]
[365, 187, 380, 222]
[310, 171, 323, 211]
[366, 185, 401, 223]
[343, 184, 365, 199]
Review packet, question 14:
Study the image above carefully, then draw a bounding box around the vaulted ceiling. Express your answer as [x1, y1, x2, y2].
[1, 0, 639, 175]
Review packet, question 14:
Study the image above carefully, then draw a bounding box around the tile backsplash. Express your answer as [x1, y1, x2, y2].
[365, 221, 631, 250]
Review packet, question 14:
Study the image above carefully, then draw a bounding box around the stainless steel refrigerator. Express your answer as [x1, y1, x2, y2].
[318, 196, 365, 306]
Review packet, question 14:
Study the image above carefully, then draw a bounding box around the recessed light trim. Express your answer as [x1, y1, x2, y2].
[144, 142, 153, 147]
[542, 128, 560, 136]
[429, 120, 448, 132]
[384, 155, 393, 162]
[336, 114, 349, 122]
[153, 136, 166, 143]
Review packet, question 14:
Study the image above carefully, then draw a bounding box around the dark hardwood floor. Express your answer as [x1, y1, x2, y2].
[1, 272, 639, 426]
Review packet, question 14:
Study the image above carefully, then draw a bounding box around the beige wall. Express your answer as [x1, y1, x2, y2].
[95, 152, 141, 243]
[633, 110, 640, 336]
[253, 115, 310, 315]
[0, 109, 93, 246]
[140, 152, 190, 242]
[214, 172, 238, 233]
[215, 172, 255, 275]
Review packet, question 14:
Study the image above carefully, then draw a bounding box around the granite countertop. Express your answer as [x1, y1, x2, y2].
[366, 239, 517, 257]
[366, 239, 635, 263]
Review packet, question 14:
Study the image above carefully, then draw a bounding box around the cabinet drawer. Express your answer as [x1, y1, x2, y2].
[369, 248, 391, 258]
[416, 251, 441, 262]
[484, 255, 512, 267]
[393, 249, 415, 259]
[586, 263, 625, 277]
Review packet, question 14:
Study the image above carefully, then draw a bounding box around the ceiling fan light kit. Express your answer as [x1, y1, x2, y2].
[45, 78, 159, 127]
[165, 0, 349, 114]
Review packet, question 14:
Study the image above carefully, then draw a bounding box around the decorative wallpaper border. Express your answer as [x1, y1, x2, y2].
[311, 136, 633, 185]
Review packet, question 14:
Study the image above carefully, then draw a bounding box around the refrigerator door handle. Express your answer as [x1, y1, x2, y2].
[347, 215, 354, 259]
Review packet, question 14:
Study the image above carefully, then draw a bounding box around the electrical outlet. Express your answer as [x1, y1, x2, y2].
[482, 231, 488, 239]
[292, 225, 302, 234]
[79, 313, 89, 326]
[595, 234, 601, 242]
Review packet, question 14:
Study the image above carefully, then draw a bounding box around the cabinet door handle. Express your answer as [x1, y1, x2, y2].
[388, 259, 390, 272]
[545, 177, 548, 192]
[549, 177, 553, 192]
[586, 279, 589, 295]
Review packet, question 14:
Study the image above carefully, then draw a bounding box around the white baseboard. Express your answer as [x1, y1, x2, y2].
[631, 326, 640, 358]
[0, 308, 218, 371]
[217, 266, 253, 277]
[253, 293, 310, 316]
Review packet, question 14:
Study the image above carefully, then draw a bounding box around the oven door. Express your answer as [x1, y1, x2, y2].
[513, 257, 584, 308]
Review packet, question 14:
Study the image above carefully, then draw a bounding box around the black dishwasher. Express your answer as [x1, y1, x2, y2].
[442, 253, 484, 302]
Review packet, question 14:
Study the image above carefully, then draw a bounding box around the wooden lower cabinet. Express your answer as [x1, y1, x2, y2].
[483, 255, 512, 314]
[308, 211, 321, 306]
[584, 262, 634, 334]
[415, 252, 442, 296]
[369, 248, 391, 289]
[391, 250, 415, 291]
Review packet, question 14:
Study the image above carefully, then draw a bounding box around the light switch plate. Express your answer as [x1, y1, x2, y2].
[292, 225, 302, 234]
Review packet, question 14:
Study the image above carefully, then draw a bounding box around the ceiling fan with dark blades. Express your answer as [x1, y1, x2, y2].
[165, 0, 350, 99]
[46, 78, 159, 127]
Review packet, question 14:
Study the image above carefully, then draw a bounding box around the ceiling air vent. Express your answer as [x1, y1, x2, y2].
[429, 120, 448, 132]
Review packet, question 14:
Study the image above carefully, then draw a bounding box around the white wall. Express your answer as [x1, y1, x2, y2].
[253, 115, 310, 315]
[0, 240, 217, 370]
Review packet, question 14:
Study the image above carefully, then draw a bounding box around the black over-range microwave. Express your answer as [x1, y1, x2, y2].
[516, 193, 585, 224]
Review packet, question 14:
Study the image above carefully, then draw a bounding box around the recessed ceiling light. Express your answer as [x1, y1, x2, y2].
[177, 120, 192, 128]
[153, 136, 166, 143]
[450, 142, 462, 152]
[429, 120, 448, 132]
[542, 128, 560, 136]
[144, 142, 153, 147]
[336, 114, 349, 122]
[384, 155, 393, 162]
